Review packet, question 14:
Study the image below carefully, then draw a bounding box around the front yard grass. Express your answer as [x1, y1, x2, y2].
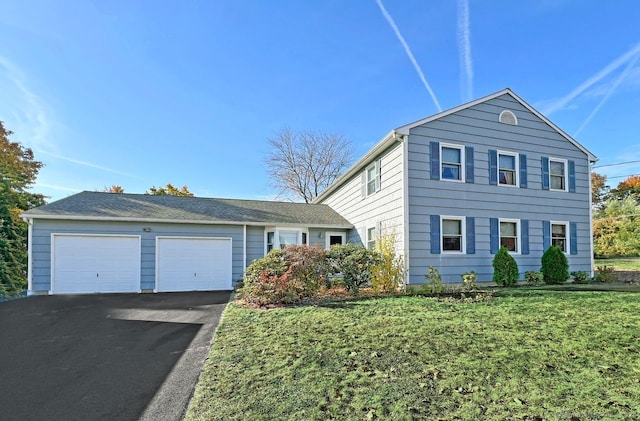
[595, 257, 640, 271]
[186, 289, 640, 420]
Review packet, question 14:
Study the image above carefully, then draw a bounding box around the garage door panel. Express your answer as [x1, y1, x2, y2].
[52, 235, 141, 294]
[156, 237, 232, 292]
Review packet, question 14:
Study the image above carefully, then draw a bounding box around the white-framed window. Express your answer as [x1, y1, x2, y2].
[265, 227, 308, 253]
[325, 232, 346, 249]
[499, 110, 518, 125]
[441, 144, 464, 181]
[364, 160, 381, 197]
[551, 221, 569, 253]
[367, 226, 377, 250]
[549, 158, 567, 191]
[498, 151, 519, 187]
[499, 219, 520, 254]
[441, 216, 465, 253]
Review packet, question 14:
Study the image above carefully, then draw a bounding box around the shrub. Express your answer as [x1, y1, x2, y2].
[423, 266, 445, 294]
[492, 247, 519, 286]
[593, 265, 616, 283]
[242, 268, 307, 306]
[371, 232, 405, 293]
[460, 271, 477, 292]
[282, 245, 329, 294]
[327, 244, 379, 294]
[524, 271, 544, 286]
[541, 246, 569, 284]
[571, 271, 591, 284]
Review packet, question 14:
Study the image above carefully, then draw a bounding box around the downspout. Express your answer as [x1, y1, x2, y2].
[588, 162, 595, 277]
[401, 134, 411, 287]
[243, 224, 247, 277]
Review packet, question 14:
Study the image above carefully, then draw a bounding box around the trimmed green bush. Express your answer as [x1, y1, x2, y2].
[327, 244, 379, 294]
[492, 247, 519, 286]
[524, 271, 544, 286]
[541, 246, 569, 284]
[571, 271, 591, 284]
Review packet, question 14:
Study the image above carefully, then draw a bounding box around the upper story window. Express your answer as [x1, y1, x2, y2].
[498, 151, 519, 186]
[362, 159, 381, 198]
[441, 216, 465, 253]
[441, 144, 464, 181]
[499, 219, 520, 253]
[549, 159, 567, 191]
[499, 110, 518, 125]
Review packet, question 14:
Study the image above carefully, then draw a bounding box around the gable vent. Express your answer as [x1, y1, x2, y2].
[499, 110, 518, 125]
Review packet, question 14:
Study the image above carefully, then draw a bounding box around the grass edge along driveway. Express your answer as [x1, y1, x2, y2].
[186, 289, 640, 420]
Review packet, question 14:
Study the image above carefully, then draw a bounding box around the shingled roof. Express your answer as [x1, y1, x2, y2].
[22, 191, 353, 228]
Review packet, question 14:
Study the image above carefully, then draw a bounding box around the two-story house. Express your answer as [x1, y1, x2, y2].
[22, 88, 595, 294]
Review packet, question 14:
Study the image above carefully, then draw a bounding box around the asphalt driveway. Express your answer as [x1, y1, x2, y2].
[0, 291, 231, 421]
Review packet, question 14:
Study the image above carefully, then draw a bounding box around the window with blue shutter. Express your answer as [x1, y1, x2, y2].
[568, 160, 576, 193]
[488, 150, 498, 185]
[519, 154, 527, 188]
[465, 146, 474, 183]
[541, 157, 550, 190]
[490, 218, 499, 254]
[570, 222, 578, 255]
[521, 220, 529, 254]
[542, 220, 551, 250]
[466, 216, 475, 254]
[430, 215, 441, 254]
[430, 141, 440, 180]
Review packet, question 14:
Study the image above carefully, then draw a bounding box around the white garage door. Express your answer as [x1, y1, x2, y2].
[156, 237, 232, 292]
[52, 234, 141, 294]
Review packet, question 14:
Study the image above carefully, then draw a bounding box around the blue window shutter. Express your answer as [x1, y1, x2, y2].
[490, 218, 499, 254]
[521, 220, 529, 255]
[361, 171, 366, 199]
[430, 215, 441, 254]
[541, 157, 550, 190]
[466, 216, 475, 254]
[430, 141, 440, 180]
[570, 222, 578, 255]
[519, 154, 527, 188]
[542, 220, 551, 250]
[488, 150, 498, 185]
[465, 146, 474, 183]
[568, 160, 576, 193]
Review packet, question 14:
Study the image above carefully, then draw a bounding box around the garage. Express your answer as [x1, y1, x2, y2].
[51, 234, 141, 294]
[156, 237, 232, 292]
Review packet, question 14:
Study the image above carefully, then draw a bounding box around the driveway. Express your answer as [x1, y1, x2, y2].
[0, 291, 231, 421]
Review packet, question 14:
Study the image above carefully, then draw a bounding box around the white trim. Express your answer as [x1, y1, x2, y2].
[154, 236, 233, 292]
[364, 160, 381, 197]
[395, 88, 597, 162]
[549, 157, 569, 192]
[366, 226, 377, 250]
[498, 218, 521, 255]
[402, 134, 410, 285]
[440, 143, 465, 183]
[243, 224, 247, 275]
[588, 164, 595, 277]
[497, 150, 520, 188]
[26, 218, 33, 295]
[440, 215, 466, 254]
[325, 232, 346, 249]
[50, 233, 142, 295]
[550, 221, 570, 254]
[264, 226, 309, 252]
[499, 110, 518, 125]
[19, 214, 353, 229]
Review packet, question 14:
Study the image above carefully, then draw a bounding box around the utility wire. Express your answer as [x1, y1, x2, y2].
[593, 160, 640, 169]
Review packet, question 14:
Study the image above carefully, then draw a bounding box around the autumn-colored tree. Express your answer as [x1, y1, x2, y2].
[0, 120, 45, 296]
[593, 196, 640, 257]
[102, 185, 124, 193]
[610, 175, 640, 203]
[590, 172, 609, 211]
[146, 183, 194, 197]
[265, 127, 355, 203]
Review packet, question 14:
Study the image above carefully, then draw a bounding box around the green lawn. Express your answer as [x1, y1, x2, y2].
[186, 289, 640, 420]
[595, 257, 640, 271]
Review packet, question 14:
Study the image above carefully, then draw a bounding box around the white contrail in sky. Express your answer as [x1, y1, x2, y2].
[573, 51, 640, 138]
[36, 149, 139, 178]
[542, 42, 640, 115]
[457, 0, 473, 102]
[375, 0, 442, 112]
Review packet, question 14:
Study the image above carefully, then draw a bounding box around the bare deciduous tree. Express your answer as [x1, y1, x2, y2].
[265, 127, 355, 203]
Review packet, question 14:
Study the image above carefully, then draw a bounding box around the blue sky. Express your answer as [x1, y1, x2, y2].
[1, 0, 639, 202]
